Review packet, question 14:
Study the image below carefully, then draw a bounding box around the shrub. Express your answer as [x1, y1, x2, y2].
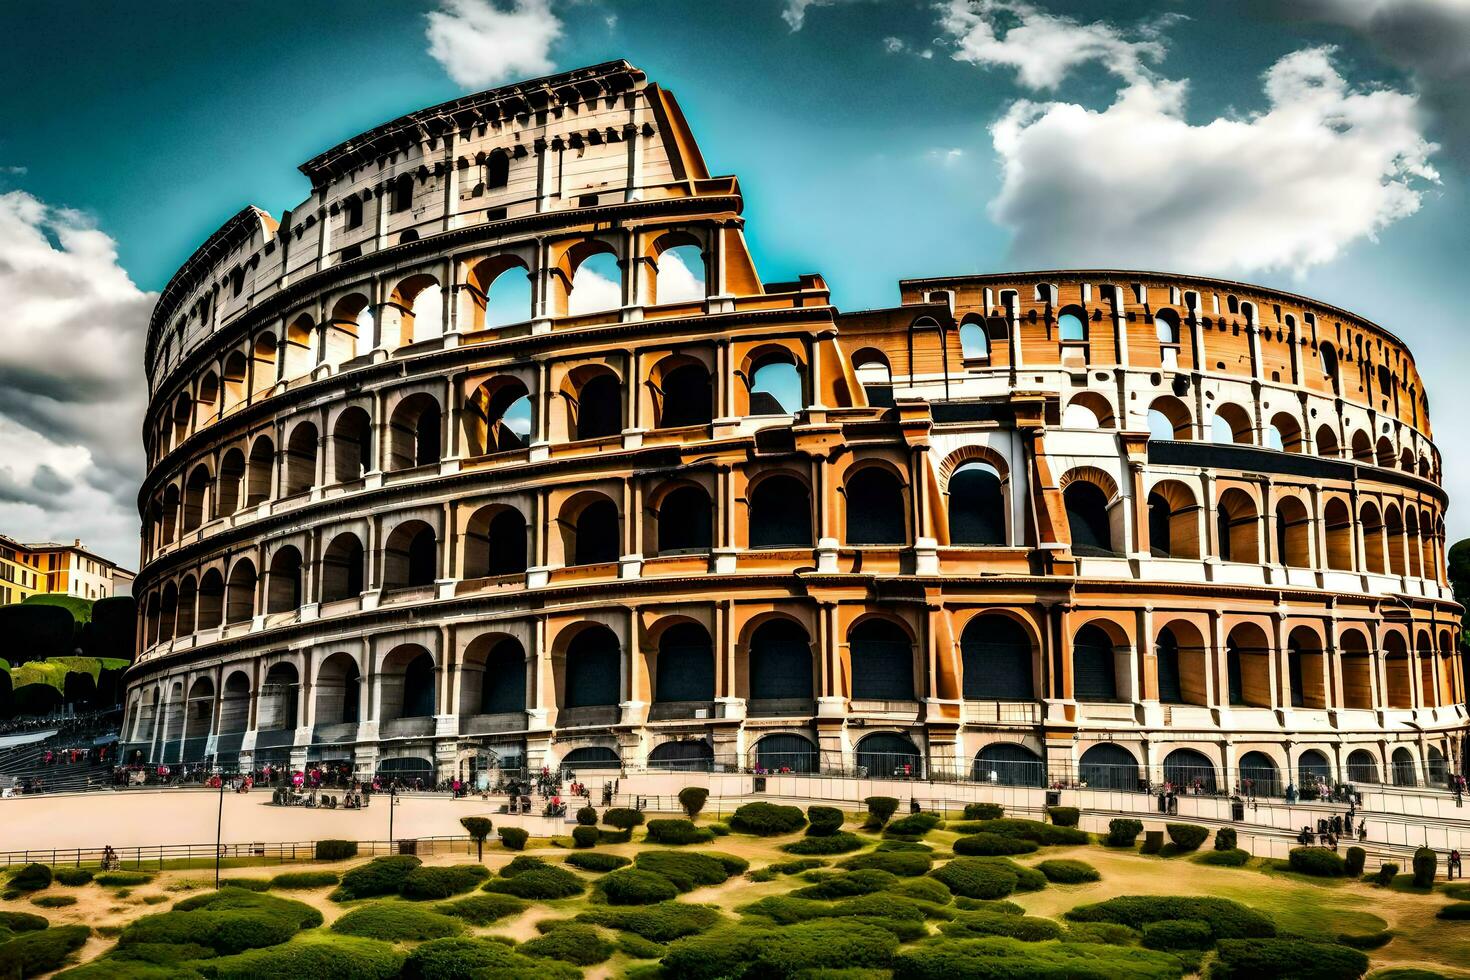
[633, 850, 744, 891]
[218, 878, 270, 892]
[330, 902, 463, 941]
[954, 833, 1038, 857]
[892, 936, 1183, 980]
[1215, 827, 1238, 851]
[96, 872, 154, 887]
[31, 895, 76, 908]
[1140, 830, 1164, 854]
[0, 912, 48, 933]
[9, 864, 52, 893]
[889, 876, 954, 905]
[566, 852, 630, 872]
[170, 888, 322, 930]
[645, 818, 714, 845]
[864, 796, 901, 828]
[661, 920, 898, 978]
[1063, 921, 1140, 945]
[432, 892, 528, 925]
[401, 864, 490, 900]
[1438, 902, 1470, 921]
[953, 897, 1024, 914]
[482, 865, 584, 900]
[963, 803, 1005, 820]
[1047, 806, 1080, 828]
[1337, 930, 1393, 948]
[202, 933, 405, 980]
[520, 922, 616, 966]
[1197, 848, 1250, 867]
[1374, 862, 1400, 886]
[0, 924, 89, 978]
[571, 825, 600, 848]
[53, 868, 93, 887]
[603, 807, 646, 831]
[120, 909, 296, 955]
[398, 936, 573, 980]
[1037, 859, 1100, 884]
[1210, 938, 1368, 979]
[268, 870, 339, 889]
[575, 805, 598, 826]
[1414, 847, 1438, 887]
[730, 802, 806, 836]
[599, 829, 632, 844]
[500, 855, 547, 876]
[838, 851, 932, 876]
[618, 932, 665, 959]
[1065, 896, 1275, 938]
[678, 787, 709, 819]
[314, 839, 358, 861]
[330, 854, 422, 901]
[576, 901, 723, 941]
[884, 813, 942, 838]
[941, 911, 1063, 941]
[1344, 846, 1366, 878]
[1106, 819, 1143, 847]
[1165, 823, 1209, 851]
[930, 858, 1019, 900]
[459, 817, 493, 861]
[1142, 918, 1214, 950]
[806, 805, 844, 836]
[708, 823, 730, 837]
[969, 818, 1089, 846]
[601, 869, 680, 905]
[793, 869, 899, 899]
[781, 831, 865, 855]
[497, 827, 528, 851]
[1288, 847, 1347, 877]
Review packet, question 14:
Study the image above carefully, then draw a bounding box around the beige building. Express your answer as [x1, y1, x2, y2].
[0, 536, 131, 605]
[0, 534, 44, 607]
[124, 61, 1463, 794]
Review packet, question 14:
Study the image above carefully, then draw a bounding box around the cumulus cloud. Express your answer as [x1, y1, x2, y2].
[425, 0, 562, 89]
[938, 0, 1175, 89]
[0, 190, 152, 566]
[781, 0, 879, 31]
[654, 249, 705, 304]
[568, 265, 622, 315]
[988, 46, 1439, 275]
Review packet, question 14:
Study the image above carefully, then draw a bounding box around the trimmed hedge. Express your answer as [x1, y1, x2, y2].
[53, 868, 93, 887]
[1374, 863, 1400, 886]
[1165, 824, 1209, 851]
[575, 901, 724, 941]
[730, 802, 807, 836]
[1142, 918, 1214, 950]
[401, 864, 490, 900]
[571, 826, 599, 848]
[940, 910, 1064, 941]
[1106, 819, 1143, 847]
[661, 920, 899, 978]
[838, 851, 933, 877]
[970, 818, 1089, 846]
[268, 870, 339, 889]
[806, 805, 845, 836]
[1210, 938, 1368, 979]
[1037, 859, 1100, 884]
[963, 803, 1005, 821]
[565, 852, 630, 873]
[482, 865, 585, 900]
[432, 893, 528, 925]
[119, 910, 296, 955]
[679, 787, 709, 819]
[1215, 828, 1238, 851]
[330, 855, 422, 901]
[96, 872, 153, 887]
[890, 876, 954, 905]
[1062, 921, 1140, 946]
[1414, 847, 1438, 887]
[9, 864, 51, 893]
[501, 856, 548, 876]
[645, 819, 714, 845]
[576, 806, 598, 826]
[330, 902, 463, 941]
[1065, 895, 1275, 938]
[600, 869, 680, 905]
[202, 933, 404, 980]
[884, 813, 942, 838]
[792, 869, 899, 899]
[497, 827, 528, 850]
[619, 932, 665, 959]
[1437, 902, 1470, 920]
[930, 858, 1019, 900]
[864, 797, 901, 828]
[0, 924, 90, 978]
[314, 840, 357, 861]
[1047, 806, 1080, 828]
[954, 833, 1038, 857]
[398, 936, 575, 980]
[1345, 846, 1366, 878]
[520, 922, 616, 966]
[633, 851, 746, 892]
[1336, 930, 1393, 949]
[877, 840, 933, 853]
[1288, 848, 1347, 878]
[781, 832, 865, 856]
[892, 937, 1183, 980]
[1197, 848, 1251, 867]
[0, 912, 48, 934]
[31, 895, 75, 909]
[603, 808, 646, 831]
[218, 878, 270, 892]
[170, 889, 322, 930]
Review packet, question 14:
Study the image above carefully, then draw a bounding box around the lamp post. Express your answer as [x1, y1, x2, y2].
[388, 785, 399, 850]
[213, 770, 226, 888]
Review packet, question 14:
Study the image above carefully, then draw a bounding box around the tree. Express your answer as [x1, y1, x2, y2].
[0, 605, 74, 663]
[91, 596, 138, 662]
[678, 787, 709, 819]
[460, 816, 493, 861]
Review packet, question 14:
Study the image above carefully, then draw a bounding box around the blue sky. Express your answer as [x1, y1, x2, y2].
[0, 0, 1467, 566]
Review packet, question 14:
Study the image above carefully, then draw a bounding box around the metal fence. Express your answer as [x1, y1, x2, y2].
[0, 835, 485, 870]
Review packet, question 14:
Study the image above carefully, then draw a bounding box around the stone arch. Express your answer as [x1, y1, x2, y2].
[246, 435, 274, 506]
[1383, 630, 1413, 709]
[224, 558, 257, 624]
[1323, 496, 1353, 571]
[1212, 403, 1253, 444]
[1266, 411, 1303, 452]
[464, 376, 533, 456]
[1275, 494, 1313, 568]
[843, 460, 908, 546]
[380, 643, 436, 720]
[1346, 747, 1380, 784]
[182, 464, 212, 533]
[1224, 622, 1272, 707]
[647, 231, 708, 306]
[652, 620, 715, 706]
[1148, 395, 1192, 441]
[752, 732, 818, 773]
[387, 272, 443, 347]
[382, 519, 438, 589]
[561, 364, 623, 441]
[960, 612, 1036, 701]
[742, 343, 806, 416]
[855, 731, 921, 777]
[387, 391, 442, 470]
[1072, 621, 1127, 702]
[283, 421, 318, 496]
[652, 481, 713, 555]
[847, 616, 917, 701]
[217, 448, 245, 515]
[321, 532, 366, 602]
[1061, 468, 1120, 556]
[460, 633, 527, 717]
[283, 313, 315, 378]
[973, 742, 1045, 787]
[466, 254, 533, 330]
[648, 352, 714, 429]
[463, 503, 529, 578]
[1078, 743, 1139, 790]
[648, 739, 714, 772]
[558, 490, 621, 566]
[1286, 626, 1327, 709]
[265, 545, 303, 613]
[747, 470, 813, 549]
[1216, 487, 1260, 563]
[1062, 391, 1114, 429]
[324, 292, 370, 367]
[560, 624, 622, 710]
[1392, 745, 1420, 786]
[1316, 424, 1340, 457]
[1163, 747, 1217, 793]
[744, 616, 815, 708]
[1154, 620, 1207, 706]
[331, 405, 373, 482]
[315, 651, 362, 726]
[1339, 628, 1374, 709]
[1147, 479, 1200, 559]
[197, 568, 224, 630]
[558, 238, 622, 317]
[1359, 501, 1385, 574]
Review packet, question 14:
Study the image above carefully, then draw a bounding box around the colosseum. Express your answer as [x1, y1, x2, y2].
[124, 60, 1464, 796]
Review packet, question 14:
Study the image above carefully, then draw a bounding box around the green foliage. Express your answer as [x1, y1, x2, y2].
[1062, 921, 1140, 946]
[1375, 863, 1400, 886]
[431, 893, 527, 926]
[0, 924, 90, 978]
[661, 920, 899, 979]
[0, 603, 75, 663]
[731, 801, 807, 835]
[520, 922, 616, 965]
[1288, 848, 1347, 877]
[969, 818, 1089, 846]
[1437, 902, 1470, 920]
[268, 870, 339, 889]
[1065, 895, 1275, 939]
[1209, 938, 1368, 979]
[401, 864, 490, 900]
[1196, 849, 1250, 867]
[888, 876, 954, 905]
[120, 910, 296, 956]
[399, 936, 575, 980]
[763, 859, 826, 876]
[1336, 930, 1393, 949]
[941, 910, 1064, 941]
[0, 912, 48, 933]
[497, 827, 528, 851]
[482, 864, 584, 900]
[807, 805, 845, 836]
[645, 818, 714, 845]
[792, 869, 899, 899]
[575, 902, 724, 941]
[22, 594, 92, 624]
[1037, 859, 1100, 884]
[781, 831, 865, 855]
[218, 878, 270, 892]
[1414, 847, 1439, 887]
[1142, 919, 1214, 950]
[314, 840, 357, 861]
[53, 868, 93, 886]
[565, 852, 630, 872]
[678, 787, 709, 818]
[575, 806, 598, 826]
[1165, 824, 1209, 851]
[633, 850, 744, 891]
[571, 825, 600, 848]
[330, 902, 464, 941]
[90, 595, 138, 661]
[1047, 806, 1080, 827]
[459, 817, 493, 858]
[618, 931, 666, 959]
[892, 937, 1184, 980]
[167, 890, 322, 932]
[31, 895, 76, 909]
[930, 858, 1019, 899]
[603, 807, 647, 830]
[500, 856, 547, 876]
[1344, 846, 1366, 877]
[329, 854, 422, 901]
[10, 864, 52, 892]
[963, 803, 1005, 820]
[877, 840, 933, 853]
[863, 797, 901, 827]
[600, 869, 680, 905]
[1214, 828, 1237, 851]
[198, 933, 404, 980]
[1141, 830, 1164, 854]
[954, 833, 1039, 857]
[1103, 819, 1143, 847]
[884, 813, 942, 838]
[838, 850, 933, 876]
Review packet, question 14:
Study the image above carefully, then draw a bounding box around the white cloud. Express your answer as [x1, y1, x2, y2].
[988, 47, 1439, 276]
[781, 0, 876, 31]
[938, 0, 1174, 89]
[927, 147, 967, 165]
[655, 249, 705, 304]
[568, 266, 622, 315]
[0, 190, 152, 567]
[425, 0, 562, 89]
[883, 35, 935, 58]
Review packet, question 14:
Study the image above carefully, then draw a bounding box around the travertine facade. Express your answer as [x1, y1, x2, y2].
[124, 61, 1464, 792]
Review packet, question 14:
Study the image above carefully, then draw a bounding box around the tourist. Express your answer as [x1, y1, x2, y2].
[1358, 823, 1367, 842]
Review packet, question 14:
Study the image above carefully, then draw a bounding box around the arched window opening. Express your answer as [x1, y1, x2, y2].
[961, 615, 1033, 700]
[259, 663, 300, 731]
[332, 407, 373, 482]
[1154, 311, 1180, 345]
[465, 506, 528, 578]
[563, 626, 621, 708]
[159, 486, 179, 545]
[390, 275, 443, 347]
[1384, 633, 1412, 709]
[1320, 344, 1340, 395]
[749, 475, 812, 548]
[464, 378, 532, 456]
[1164, 748, 1217, 793]
[222, 352, 248, 410]
[652, 244, 706, 305]
[225, 560, 257, 624]
[573, 372, 623, 441]
[1072, 624, 1120, 702]
[1062, 400, 1102, 429]
[845, 466, 906, 545]
[959, 318, 989, 359]
[315, 652, 361, 726]
[649, 740, 714, 772]
[388, 393, 442, 470]
[1391, 747, 1418, 787]
[1268, 413, 1303, 453]
[656, 361, 713, 429]
[852, 350, 894, 408]
[284, 423, 318, 496]
[1386, 505, 1407, 575]
[948, 461, 1006, 546]
[754, 733, 817, 774]
[251, 333, 278, 397]
[569, 497, 620, 566]
[1078, 743, 1138, 790]
[568, 249, 622, 316]
[748, 619, 813, 707]
[391, 174, 414, 213]
[1275, 497, 1312, 567]
[1216, 488, 1259, 563]
[476, 637, 526, 716]
[383, 521, 438, 589]
[218, 673, 251, 735]
[197, 570, 224, 630]
[1377, 437, 1397, 469]
[1148, 482, 1199, 559]
[1212, 404, 1253, 445]
[748, 351, 802, 416]
[655, 623, 715, 704]
[1429, 746, 1449, 784]
[1057, 312, 1086, 342]
[849, 619, 915, 701]
[1316, 425, 1339, 458]
[973, 743, 1044, 787]
[1225, 625, 1271, 708]
[284, 315, 314, 379]
[266, 547, 303, 613]
[343, 196, 364, 230]
[325, 294, 370, 367]
[486, 151, 510, 189]
[1064, 481, 1114, 557]
[1340, 632, 1374, 710]
[195, 373, 219, 429]
[394, 649, 436, 719]
[1405, 508, 1424, 578]
[1153, 624, 1205, 706]
[1323, 498, 1353, 571]
[1360, 503, 1385, 574]
[1351, 430, 1373, 462]
[656, 485, 713, 555]
[1346, 748, 1379, 784]
[182, 466, 211, 533]
[158, 584, 178, 643]
[856, 733, 921, 778]
[1298, 749, 1332, 789]
[246, 437, 274, 507]
[321, 533, 365, 602]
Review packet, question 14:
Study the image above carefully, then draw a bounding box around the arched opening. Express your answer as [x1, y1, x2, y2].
[390, 274, 443, 347]
[1078, 743, 1138, 790]
[1383, 632, 1412, 709]
[182, 465, 211, 532]
[1377, 437, 1397, 469]
[1386, 505, 1407, 575]
[1360, 503, 1385, 574]
[849, 619, 915, 701]
[1154, 623, 1207, 706]
[973, 743, 1045, 787]
[391, 173, 414, 212]
[568, 248, 622, 316]
[1418, 631, 1438, 707]
[265, 547, 303, 613]
[1275, 496, 1312, 567]
[648, 740, 713, 772]
[748, 350, 802, 415]
[855, 732, 921, 778]
[651, 243, 706, 306]
[382, 645, 436, 720]
[1406, 508, 1424, 578]
[1225, 623, 1272, 707]
[1323, 498, 1353, 571]
[160, 486, 179, 545]
[959, 316, 990, 359]
[388, 393, 442, 470]
[948, 461, 1006, 546]
[460, 635, 526, 717]
[246, 437, 274, 506]
[1062, 393, 1112, 429]
[477, 262, 532, 329]
[749, 474, 812, 548]
[1286, 628, 1326, 709]
[754, 733, 817, 774]
[1057, 311, 1086, 342]
[464, 377, 532, 456]
[748, 619, 814, 709]
[560, 746, 623, 770]
[217, 449, 244, 515]
[222, 352, 248, 410]
[1148, 481, 1199, 559]
[571, 370, 623, 441]
[158, 583, 178, 643]
[284, 315, 314, 378]
[1351, 430, 1373, 462]
[283, 423, 318, 496]
[224, 560, 256, 624]
[563, 626, 621, 709]
[654, 360, 713, 429]
[1429, 746, 1449, 784]
[654, 622, 715, 705]
[564, 495, 620, 566]
[852, 350, 894, 408]
[1216, 488, 1259, 563]
[464, 505, 528, 578]
[1346, 748, 1380, 784]
[1065, 480, 1114, 556]
[1072, 624, 1121, 702]
[961, 614, 1033, 700]
[1148, 396, 1191, 441]
[1320, 343, 1339, 395]
[1340, 631, 1374, 710]
[1163, 748, 1217, 793]
[383, 520, 438, 589]
[845, 466, 906, 545]
[1391, 746, 1417, 787]
[320, 533, 365, 602]
[1266, 413, 1303, 453]
[1212, 404, 1253, 445]
[315, 652, 362, 726]
[1316, 425, 1340, 458]
[251, 333, 277, 397]
[332, 407, 373, 482]
[183, 677, 214, 752]
[656, 484, 713, 554]
[486, 150, 510, 189]
[218, 672, 251, 735]
[1297, 749, 1332, 789]
[258, 662, 299, 731]
[197, 570, 224, 630]
[324, 294, 370, 367]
